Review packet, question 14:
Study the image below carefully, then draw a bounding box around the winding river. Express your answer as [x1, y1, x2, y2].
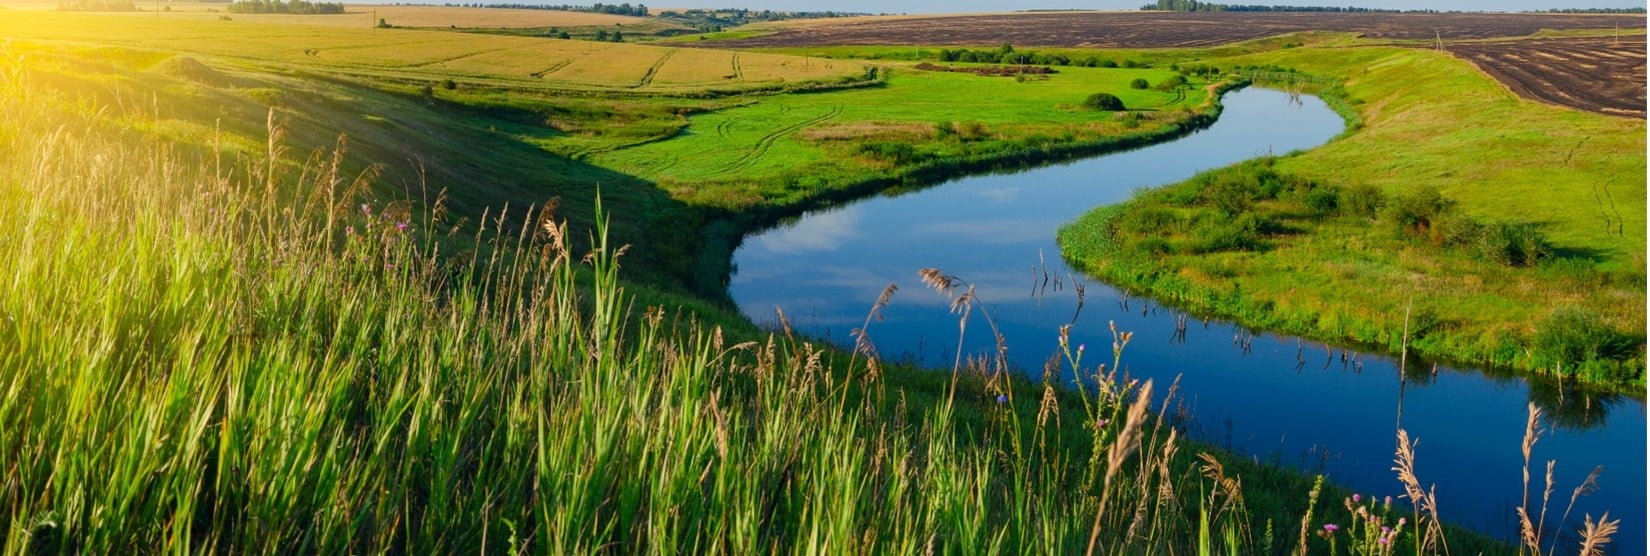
[727, 88, 1646, 552]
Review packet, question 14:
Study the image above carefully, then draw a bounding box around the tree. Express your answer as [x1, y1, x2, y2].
[611, 30, 624, 42]
[594, 29, 608, 41]
[557, 30, 571, 39]
[1083, 92, 1125, 111]
[1130, 78, 1149, 89]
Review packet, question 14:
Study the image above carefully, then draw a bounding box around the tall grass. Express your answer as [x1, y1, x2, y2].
[0, 48, 1602, 554]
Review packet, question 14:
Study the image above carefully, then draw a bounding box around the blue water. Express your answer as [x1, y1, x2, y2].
[728, 87, 1646, 553]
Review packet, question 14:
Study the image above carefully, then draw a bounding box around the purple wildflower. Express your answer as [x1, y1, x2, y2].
[1353, 493, 1361, 503]
[396, 222, 408, 232]
[361, 203, 371, 216]
[1378, 537, 1389, 545]
[1323, 524, 1339, 534]
[345, 226, 354, 234]
[996, 394, 1007, 404]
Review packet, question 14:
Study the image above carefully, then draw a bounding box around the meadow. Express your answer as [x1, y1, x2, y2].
[0, 6, 1639, 553]
[1060, 45, 1646, 387]
[0, 49, 1536, 551]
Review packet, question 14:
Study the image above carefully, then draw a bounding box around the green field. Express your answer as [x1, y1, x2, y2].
[0, 6, 1637, 553]
[1059, 46, 1646, 386]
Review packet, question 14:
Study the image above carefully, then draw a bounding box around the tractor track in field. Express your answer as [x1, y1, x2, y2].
[531, 57, 576, 79]
[711, 105, 842, 179]
[730, 53, 744, 81]
[405, 46, 518, 69]
[634, 49, 678, 89]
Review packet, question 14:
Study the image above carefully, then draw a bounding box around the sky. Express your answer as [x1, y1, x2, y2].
[682, 1, 1646, 14]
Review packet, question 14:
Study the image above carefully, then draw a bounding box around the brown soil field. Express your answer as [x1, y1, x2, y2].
[1448, 37, 1647, 118]
[712, 11, 1646, 48]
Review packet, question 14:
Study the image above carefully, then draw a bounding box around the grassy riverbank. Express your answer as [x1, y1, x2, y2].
[1059, 46, 1646, 388]
[0, 60, 1532, 552]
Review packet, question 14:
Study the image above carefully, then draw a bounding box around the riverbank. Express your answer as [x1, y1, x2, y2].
[1059, 46, 1645, 391]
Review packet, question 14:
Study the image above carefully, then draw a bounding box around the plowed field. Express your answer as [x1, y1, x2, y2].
[714, 11, 1643, 48]
[1449, 37, 1646, 118]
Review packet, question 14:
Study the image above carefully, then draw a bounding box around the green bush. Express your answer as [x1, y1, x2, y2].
[1382, 186, 1455, 239]
[1083, 92, 1125, 111]
[1532, 306, 1636, 378]
[1199, 172, 1261, 216]
[1130, 78, 1149, 90]
[1476, 220, 1550, 267]
[1340, 183, 1385, 220]
[855, 141, 920, 164]
[1303, 186, 1339, 214]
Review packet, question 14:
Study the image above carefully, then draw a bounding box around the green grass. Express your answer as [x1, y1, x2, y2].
[6, 19, 1625, 554]
[1, 51, 1527, 553]
[1059, 46, 1646, 387]
[592, 63, 1214, 209]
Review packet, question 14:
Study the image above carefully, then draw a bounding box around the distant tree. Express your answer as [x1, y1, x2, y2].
[594, 29, 608, 41]
[1130, 78, 1149, 89]
[611, 30, 624, 42]
[1083, 92, 1125, 111]
[557, 30, 571, 39]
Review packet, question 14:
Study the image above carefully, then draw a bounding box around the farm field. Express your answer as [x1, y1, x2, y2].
[710, 11, 1647, 48]
[707, 11, 1647, 119]
[0, 11, 867, 93]
[1448, 36, 1647, 118]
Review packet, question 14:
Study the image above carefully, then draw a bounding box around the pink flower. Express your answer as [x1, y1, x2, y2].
[1323, 524, 1339, 534]
[345, 226, 355, 234]
[361, 203, 372, 216]
[396, 222, 408, 232]
[1353, 493, 1361, 503]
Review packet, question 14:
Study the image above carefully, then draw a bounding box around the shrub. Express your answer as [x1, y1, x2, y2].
[1303, 186, 1339, 214]
[1199, 172, 1261, 216]
[855, 141, 920, 164]
[441, 79, 457, 90]
[1132, 236, 1172, 255]
[1382, 186, 1455, 239]
[1130, 78, 1149, 90]
[1341, 183, 1384, 220]
[1083, 92, 1125, 111]
[1532, 307, 1635, 377]
[1153, 74, 1189, 91]
[1477, 220, 1550, 267]
[1097, 59, 1119, 68]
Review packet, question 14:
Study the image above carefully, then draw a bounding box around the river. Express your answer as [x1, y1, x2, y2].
[726, 87, 1647, 553]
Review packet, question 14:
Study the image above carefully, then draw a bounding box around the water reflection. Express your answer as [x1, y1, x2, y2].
[727, 87, 1646, 554]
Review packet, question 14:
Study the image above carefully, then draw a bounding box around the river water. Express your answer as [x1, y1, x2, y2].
[727, 87, 1646, 552]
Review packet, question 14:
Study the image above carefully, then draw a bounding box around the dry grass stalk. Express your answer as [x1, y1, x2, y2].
[1085, 379, 1154, 556]
[1518, 402, 1545, 555]
[1394, 429, 1447, 555]
[1578, 513, 1618, 556]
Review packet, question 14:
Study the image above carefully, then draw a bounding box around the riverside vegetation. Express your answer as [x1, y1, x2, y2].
[2, 56, 1551, 554]
[0, 9, 1636, 553]
[1059, 46, 1645, 389]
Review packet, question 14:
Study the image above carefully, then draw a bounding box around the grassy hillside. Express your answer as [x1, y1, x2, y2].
[1059, 46, 1646, 386]
[0, 45, 1529, 552]
[1, 10, 1235, 297]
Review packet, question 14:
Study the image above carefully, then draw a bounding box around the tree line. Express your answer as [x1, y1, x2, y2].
[438, 3, 649, 16]
[228, 0, 344, 14]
